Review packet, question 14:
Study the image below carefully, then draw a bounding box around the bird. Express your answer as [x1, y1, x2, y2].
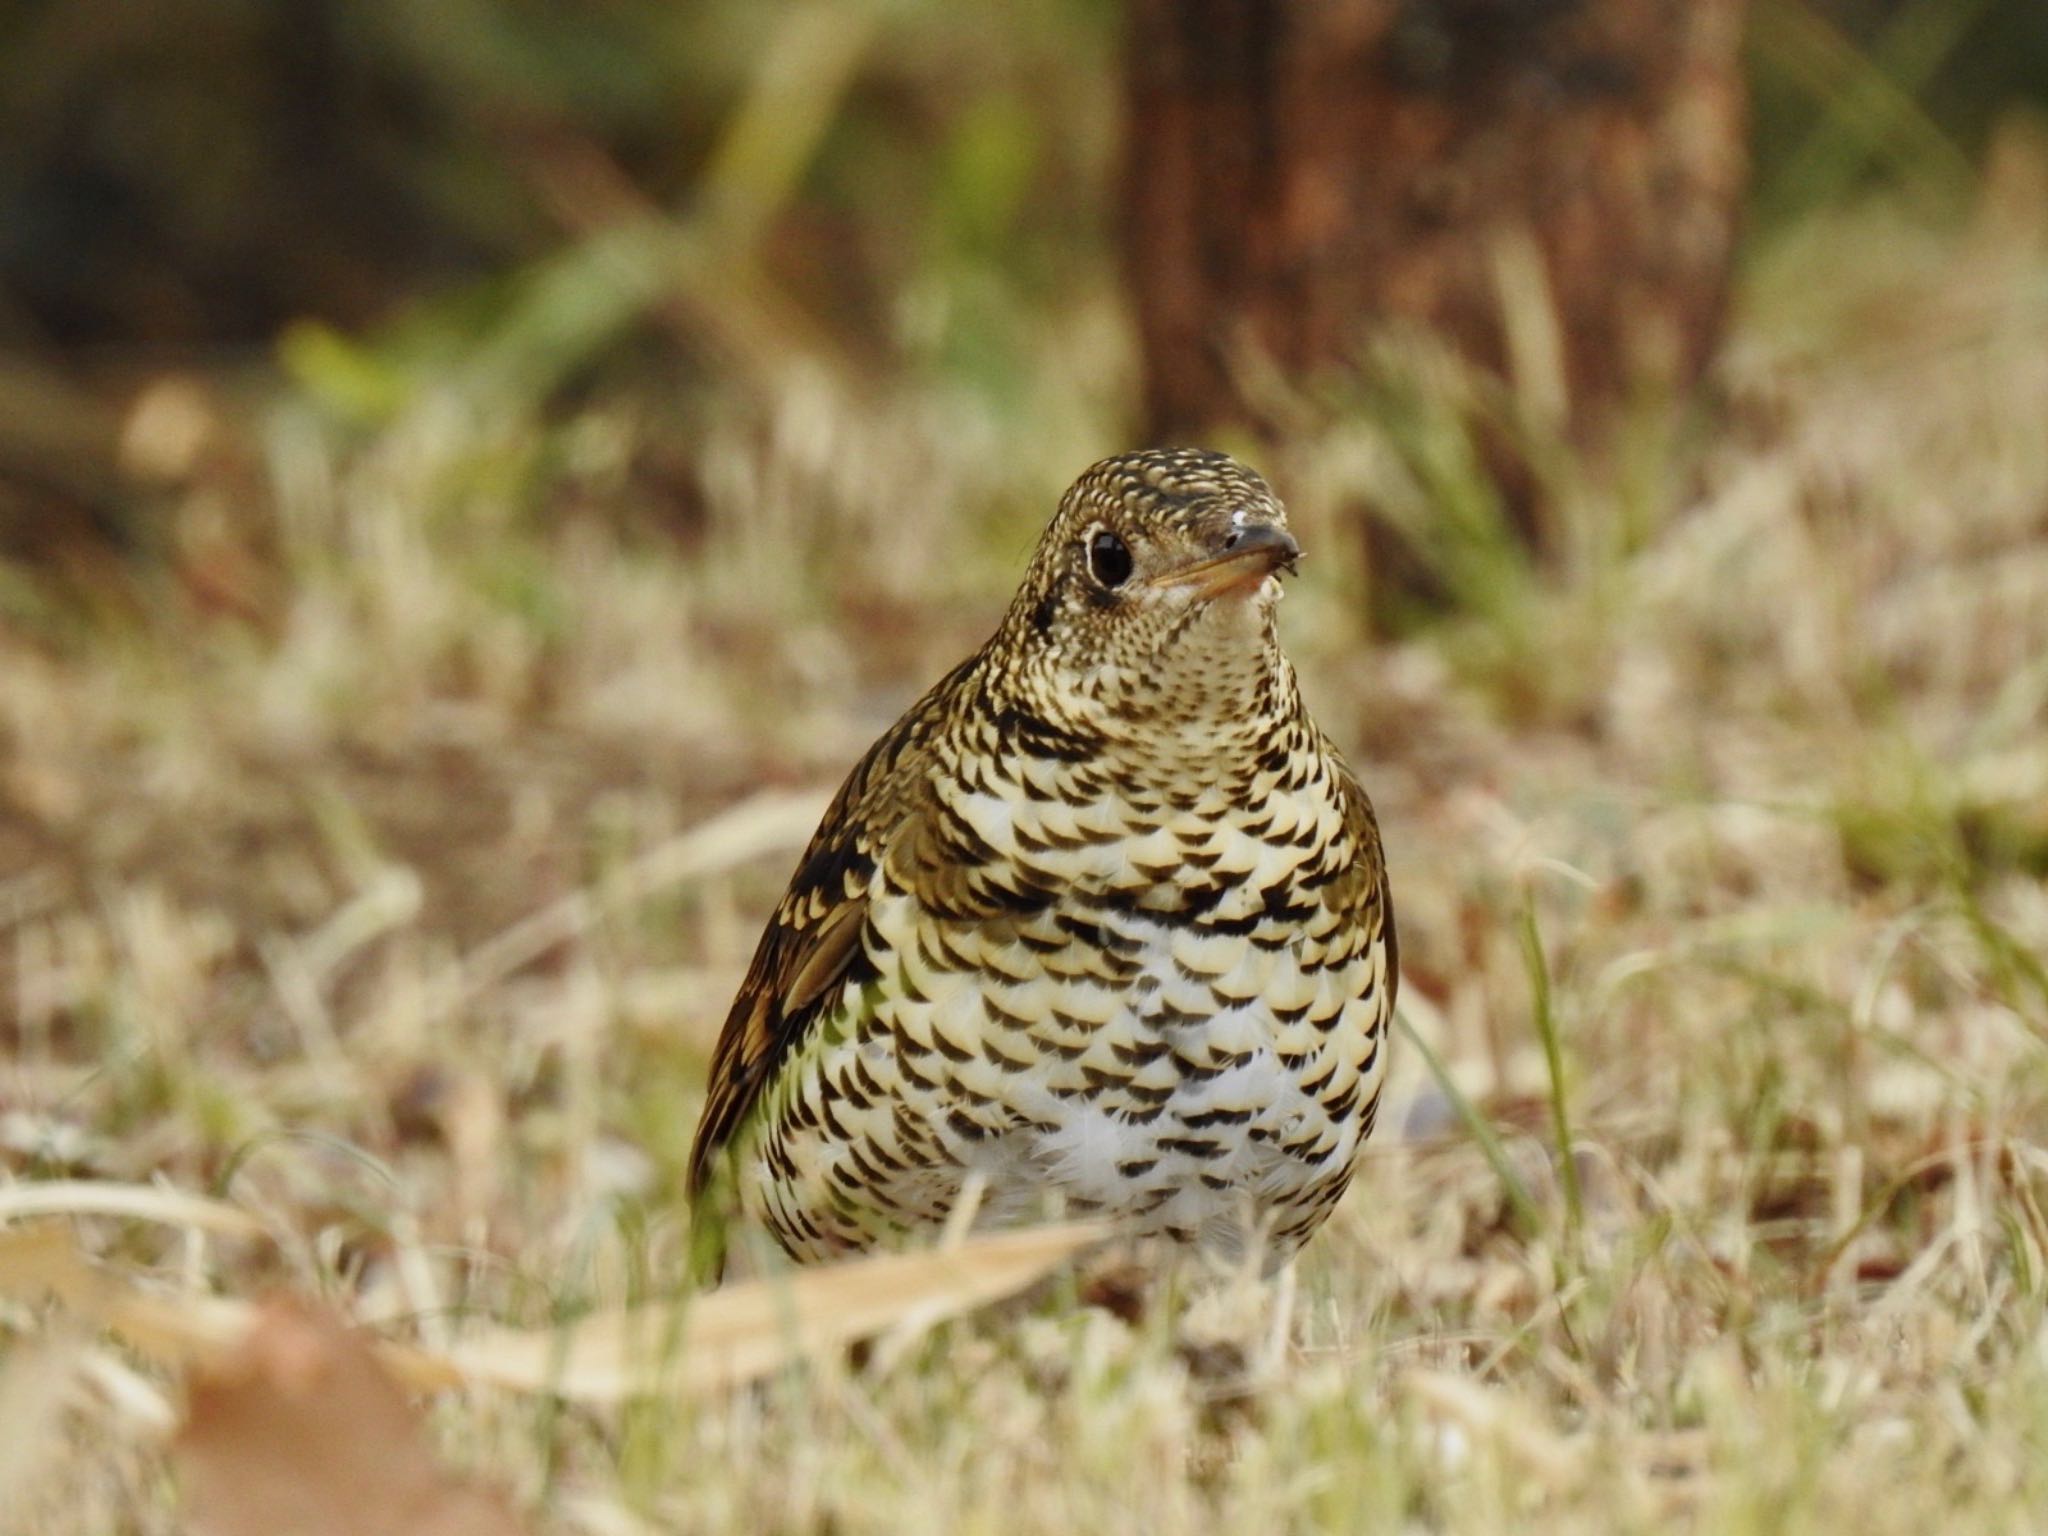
[687, 448, 1396, 1275]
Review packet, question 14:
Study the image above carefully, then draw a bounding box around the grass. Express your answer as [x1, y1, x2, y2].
[4, 136, 2048, 1532]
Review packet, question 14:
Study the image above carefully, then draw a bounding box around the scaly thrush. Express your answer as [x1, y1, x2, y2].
[689, 448, 1396, 1272]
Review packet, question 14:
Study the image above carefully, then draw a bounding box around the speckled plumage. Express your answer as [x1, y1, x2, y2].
[688, 449, 1396, 1271]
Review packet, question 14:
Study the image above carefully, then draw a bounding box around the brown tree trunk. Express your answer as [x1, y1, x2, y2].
[1122, 0, 1749, 458]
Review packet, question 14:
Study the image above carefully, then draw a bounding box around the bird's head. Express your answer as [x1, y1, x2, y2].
[993, 448, 1303, 743]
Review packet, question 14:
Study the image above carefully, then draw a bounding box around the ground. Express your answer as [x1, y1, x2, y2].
[2, 158, 2048, 1533]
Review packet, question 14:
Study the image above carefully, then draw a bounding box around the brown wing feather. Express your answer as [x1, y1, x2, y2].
[686, 657, 979, 1198]
[1326, 741, 1398, 1011]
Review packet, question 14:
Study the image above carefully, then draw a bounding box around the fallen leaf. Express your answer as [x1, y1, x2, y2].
[0, 1214, 1104, 1404]
[433, 1221, 1106, 1401]
[176, 1298, 526, 1536]
[0, 1215, 1103, 1529]
[0, 1224, 252, 1367]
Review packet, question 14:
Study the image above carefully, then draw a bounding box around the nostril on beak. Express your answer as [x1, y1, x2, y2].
[1217, 523, 1302, 565]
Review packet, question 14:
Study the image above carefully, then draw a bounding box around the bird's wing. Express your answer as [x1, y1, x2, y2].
[686, 657, 978, 1200]
[1330, 753, 1398, 1011]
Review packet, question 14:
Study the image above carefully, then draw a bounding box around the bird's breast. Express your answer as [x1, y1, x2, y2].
[749, 735, 1391, 1261]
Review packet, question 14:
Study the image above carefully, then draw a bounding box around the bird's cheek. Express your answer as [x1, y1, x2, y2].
[1144, 581, 1202, 614]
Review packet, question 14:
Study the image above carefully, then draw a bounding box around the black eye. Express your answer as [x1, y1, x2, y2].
[1087, 529, 1133, 588]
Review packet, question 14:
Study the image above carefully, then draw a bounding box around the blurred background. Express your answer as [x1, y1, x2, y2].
[6, 2, 2048, 1527]
[5, 0, 2046, 629]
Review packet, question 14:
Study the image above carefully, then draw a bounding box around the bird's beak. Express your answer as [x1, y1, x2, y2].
[1145, 523, 1303, 600]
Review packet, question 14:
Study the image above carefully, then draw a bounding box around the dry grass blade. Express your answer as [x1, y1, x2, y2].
[432, 1222, 1105, 1402]
[0, 1226, 256, 1368]
[1520, 899, 1583, 1240]
[1402, 1368, 1589, 1489]
[696, 0, 888, 254]
[0, 1219, 1102, 1406]
[0, 1332, 80, 1510]
[453, 789, 830, 1006]
[0, 1181, 262, 1238]
[1394, 1001, 1544, 1238]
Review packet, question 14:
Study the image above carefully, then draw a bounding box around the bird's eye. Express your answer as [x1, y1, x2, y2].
[1087, 529, 1134, 588]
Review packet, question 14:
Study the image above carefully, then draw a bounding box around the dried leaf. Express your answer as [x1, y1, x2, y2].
[0, 1225, 253, 1367]
[0, 1217, 1103, 1405]
[175, 1299, 526, 1536]
[433, 1221, 1104, 1401]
